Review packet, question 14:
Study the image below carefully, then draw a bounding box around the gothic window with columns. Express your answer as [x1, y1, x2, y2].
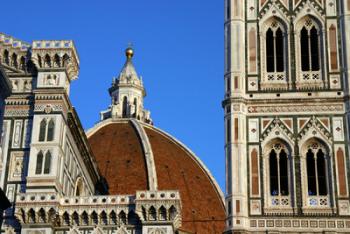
[295, 16, 324, 89]
[260, 18, 288, 90]
[122, 96, 128, 118]
[302, 141, 331, 209]
[39, 118, 55, 142]
[264, 141, 293, 211]
[35, 150, 52, 175]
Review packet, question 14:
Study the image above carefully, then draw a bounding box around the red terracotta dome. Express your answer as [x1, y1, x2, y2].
[87, 119, 226, 234]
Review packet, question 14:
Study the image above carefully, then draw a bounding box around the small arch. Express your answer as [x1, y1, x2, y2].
[54, 54, 61, 67]
[148, 206, 156, 221]
[133, 98, 138, 118]
[74, 177, 84, 196]
[38, 208, 46, 223]
[100, 211, 108, 225]
[28, 209, 36, 223]
[3, 50, 9, 65]
[37, 55, 42, 67]
[20, 56, 26, 71]
[35, 151, 44, 174]
[11, 53, 18, 68]
[39, 119, 47, 142]
[169, 206, 177, 220]
[72, 212, 79, 226]
[119, 210, 127, 225]
[44, 54, 51, 68]
[63, 212, 70, 225]
[122, 96, 128, 118]
[159, 206, 167, 221]
[62, 54, 70, 67]
[47, 119, 55, 141]
[91, 211, 98, 225]
[81, 211, 89, 225]
[44, 151, 52, 174]
[109, 210, 117, 225]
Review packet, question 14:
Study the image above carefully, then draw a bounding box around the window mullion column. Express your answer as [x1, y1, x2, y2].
[274, 33, 277, 72]
[314, 152, 319, 197]
[277, 152, 281, 198]
[308, 32, 312, 71]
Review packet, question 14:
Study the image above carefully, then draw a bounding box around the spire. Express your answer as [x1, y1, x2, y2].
[100, 47, 152, 124]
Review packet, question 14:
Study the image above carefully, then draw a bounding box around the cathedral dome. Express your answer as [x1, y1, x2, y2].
[87, 119, 226, 234]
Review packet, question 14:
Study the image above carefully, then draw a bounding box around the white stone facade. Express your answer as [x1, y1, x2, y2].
[224, 0, 350, 233]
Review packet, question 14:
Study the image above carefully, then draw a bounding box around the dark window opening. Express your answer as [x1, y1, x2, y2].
[39, 119, 47, 142]
[269, 149, 279, 196]
[47, 120, 55, 141]
[44, 151, 52, 174]
[36, 151, 44, 175]
[310, 27, 320, 71]
[122, 97, 128, 118]
[279, 150, 289, 195]
[266, 28, 275, 72]
[275, 28, 284, 72]
[317, 150, 327, 195]
[301, 27, 310, 71]
[307, 149, 317, 195]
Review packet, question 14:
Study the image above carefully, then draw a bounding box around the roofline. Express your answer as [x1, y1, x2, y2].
[142, 123, 226, 205]
[86, 118, 225, 206]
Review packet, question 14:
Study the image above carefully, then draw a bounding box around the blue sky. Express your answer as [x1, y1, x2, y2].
[2, 1, 225, 190]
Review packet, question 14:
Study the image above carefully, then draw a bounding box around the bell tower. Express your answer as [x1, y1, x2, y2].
[224, 0, 350, 233]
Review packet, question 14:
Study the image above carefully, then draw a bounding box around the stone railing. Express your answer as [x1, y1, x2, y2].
[15, 190, 182, 229]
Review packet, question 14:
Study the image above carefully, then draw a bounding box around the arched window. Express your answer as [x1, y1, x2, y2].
[39, 119, 47, 142]
[44, 151, 52, 174]
[122, 96, 128, 118]
[169, 206, 177, 220]
[54, 54, 61, 67]
[159, 206, 167, 221]
[149, 206, 156, 221]
[20, 56, 26, 71]
[300, 21, 320, 72]
[44, 54, 51, 68]
[266, 27, 284, 73]
[306, 143, 328, 196]
[134, 98, 137, 118]
[268, 144, 289, 196]
[35, 151, 44, 174]
[3, 50, 9, 65]
[11, 53, 18, 68]
[47, 120, 55, 141]
[119, 211, 127, 225]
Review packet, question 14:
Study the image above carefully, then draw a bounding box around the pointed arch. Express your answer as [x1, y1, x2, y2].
[54, 54, 61, 67]
[148, 206, 156, 221]
[39, 119, 47, 142]
[47, 119, 55, 141]
[169, 206, 177, 220]
[122, 96, 128, 118]
[35, 151, 44, 174]
[74, 177, 84, 196]
[19, 56, 26, 71]
[118, 210, 127, 225]
[44, 151, 52, 174]
[38, 208, 46, 223]
[11, 53, 18, 68]
[133, 98, 138, 118]
[159, 206, 167, 221]
[44, 54, 51, 68]
[3, 50, 9, 65]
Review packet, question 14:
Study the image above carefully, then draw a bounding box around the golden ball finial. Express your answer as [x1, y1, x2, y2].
[125, 47, 134, 59]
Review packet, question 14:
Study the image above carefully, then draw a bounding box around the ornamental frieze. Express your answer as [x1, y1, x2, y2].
[248, 104, 343, 114]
